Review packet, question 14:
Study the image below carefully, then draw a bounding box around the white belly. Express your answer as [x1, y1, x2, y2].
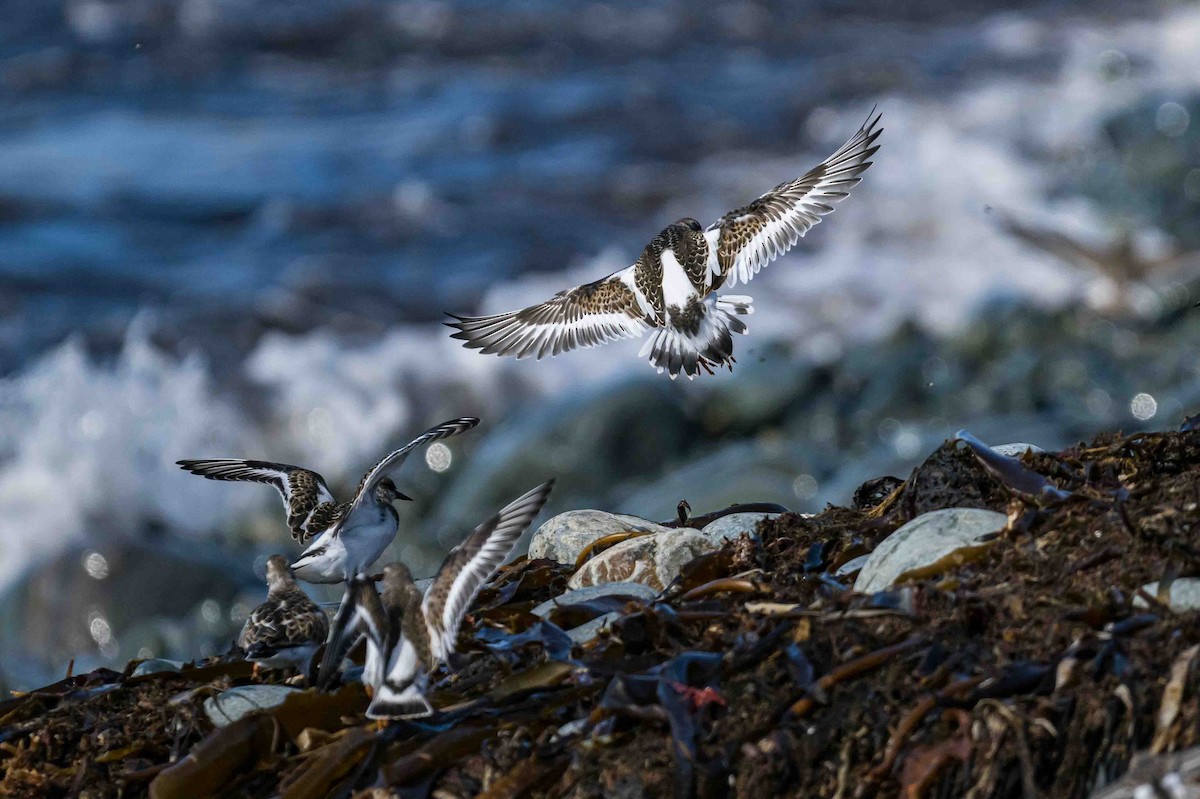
[339, 509, 398, 575]
[659, 249, 698, 309]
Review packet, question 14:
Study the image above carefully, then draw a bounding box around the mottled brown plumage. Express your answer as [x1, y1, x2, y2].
[447, 110, 881, 378]
[176, 458, 344, 542]
[238, 555, 329, 664]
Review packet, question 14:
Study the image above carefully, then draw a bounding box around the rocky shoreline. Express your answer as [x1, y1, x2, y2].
[4, 424, 1200, 798]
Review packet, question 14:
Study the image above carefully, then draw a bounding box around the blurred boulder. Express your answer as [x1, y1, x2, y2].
[0, 539, 258, 690]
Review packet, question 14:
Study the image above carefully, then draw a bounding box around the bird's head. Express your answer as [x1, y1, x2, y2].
[381, 561, 416, 593]
[675, 217, 703, 232]
[264, 553, 294, 590]
[375, 477, 413, 504]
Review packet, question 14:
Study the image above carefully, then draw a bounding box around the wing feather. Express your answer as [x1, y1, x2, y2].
[446, 268, 650, 360]
[177, 458, 336, 540]
[337, 418, 480, 533]
[710, 109, 881, 287]
[422, 481, 554, 661]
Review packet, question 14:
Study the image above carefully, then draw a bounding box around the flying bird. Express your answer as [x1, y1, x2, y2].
[178, 417, 480, 583]
[320, 480, 553, 718]
[237, 554, 329, 679]
[447, 110, 881, 379]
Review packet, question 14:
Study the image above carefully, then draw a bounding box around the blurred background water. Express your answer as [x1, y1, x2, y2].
[1, 0, 1199, 689]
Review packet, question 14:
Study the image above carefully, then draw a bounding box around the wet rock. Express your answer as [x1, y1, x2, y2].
[698, 512, 780, 543]
[130, 658, 183, 677]
[568, 529, 714, 592]
[1134, 579, 1200, 612]
[854, 508, 1007, 593]
[203, 685, 300, 727]
[835, 554, 870, 577]
[527, 510, 668, 565]
[991, 442, 1044, 456]
[530, 583, 658, 618]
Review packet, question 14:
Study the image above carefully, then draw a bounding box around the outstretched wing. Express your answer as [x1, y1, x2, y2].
[446, 267, 651, 360]
[338, 418, 481, 533]
[177, 459, 336, 540]
[422, 481, 554, 661]
[709, 109, 881, 288]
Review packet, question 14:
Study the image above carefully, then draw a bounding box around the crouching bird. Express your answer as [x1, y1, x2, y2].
[238, 554, 329, 681]
[319, 480, 553, 718]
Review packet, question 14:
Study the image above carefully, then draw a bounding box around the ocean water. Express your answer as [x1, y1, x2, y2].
[1, 0, 1199, 682]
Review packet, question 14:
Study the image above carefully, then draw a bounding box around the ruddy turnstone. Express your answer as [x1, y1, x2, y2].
[238, 554, 329, 678]
[320, 480, 553, 718]
[178, 417, 480, 583]
[447, 110, 881, 379]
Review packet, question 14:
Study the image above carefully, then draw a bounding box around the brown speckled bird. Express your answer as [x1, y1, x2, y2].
[447, 111, 881, 379]
[238, 554, 329, 677]
[321, 481, 553, 718]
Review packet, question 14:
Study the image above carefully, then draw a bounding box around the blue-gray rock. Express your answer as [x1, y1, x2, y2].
[566, 611, 622, 644]
[531, 583, 658, 618]
[130, 658, 183, 677]
[835, 554, 870, 578]
[853, 508, 1007, 593]
[204, 684, 300, 727]
[528, 510, 668, 565]
[1134, 579, 1200, 612]
[699, 512, 780, 543]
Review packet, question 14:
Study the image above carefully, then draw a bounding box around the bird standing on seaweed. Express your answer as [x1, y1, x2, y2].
[237, 554, 329, 680]
[177, 417, 480, 583]
[321, 481, 553, 718]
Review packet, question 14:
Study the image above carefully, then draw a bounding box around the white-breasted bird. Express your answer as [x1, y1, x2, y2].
[177, 417, 480, 583]
[447, 111, 881, 379]
[320, 480, 553, 718]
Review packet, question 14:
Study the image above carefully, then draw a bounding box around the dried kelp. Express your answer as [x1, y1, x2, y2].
[5, 428, 1200, 798]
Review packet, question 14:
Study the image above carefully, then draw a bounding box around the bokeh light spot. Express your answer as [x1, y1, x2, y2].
[1130, 392, 1158, 421]
[425, 442, 452, 473]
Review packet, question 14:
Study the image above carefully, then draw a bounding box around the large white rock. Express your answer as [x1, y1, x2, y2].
[1134, 579, 1200, 612]
[699, 512, 781, 543]
[853, 508, 1007, 593]
[568, 529, 715, 592]
[528, 510, 668, 565]
[203, 684, 299, 727]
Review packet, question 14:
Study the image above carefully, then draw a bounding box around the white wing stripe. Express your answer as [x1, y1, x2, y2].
[718, 110, 881, 288]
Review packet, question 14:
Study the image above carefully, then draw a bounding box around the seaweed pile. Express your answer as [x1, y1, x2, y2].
[4, 425, 1200, 798]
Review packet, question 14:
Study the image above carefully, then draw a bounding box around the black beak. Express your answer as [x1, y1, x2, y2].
[397, 491, 414, 502]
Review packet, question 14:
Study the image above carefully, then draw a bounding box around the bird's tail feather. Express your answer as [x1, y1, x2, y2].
[638, 295, 753, 379]
[366, 682, 433, 719]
